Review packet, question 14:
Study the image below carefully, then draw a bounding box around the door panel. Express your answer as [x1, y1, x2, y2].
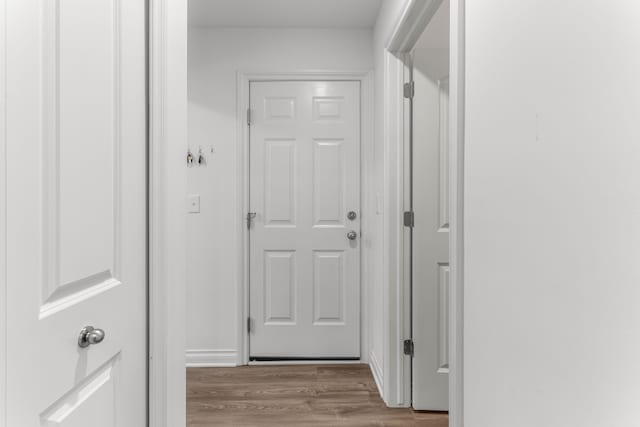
[5, 0, 147, 425]
[39, 356, 118, 427]
[264, 140, 296, 226]
[249, 81, 360, 359]
[312, 250, 346, 325]
[312, 140, 346, 227]
[264, 251, 297, 324]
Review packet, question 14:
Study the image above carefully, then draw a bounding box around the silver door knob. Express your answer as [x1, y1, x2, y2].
[347, 231, 358, 241]
[78, 326, 106, 348]
[347, 211, 357, 220]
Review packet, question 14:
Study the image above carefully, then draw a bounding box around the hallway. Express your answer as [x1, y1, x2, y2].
[187, 365, 448, 426]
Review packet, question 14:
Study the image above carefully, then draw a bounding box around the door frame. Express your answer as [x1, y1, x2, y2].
[381, 0, 465, 424]
[1, 0, 7, 424]
[236, 71, 374, 365]
[148, 0, 188, 426]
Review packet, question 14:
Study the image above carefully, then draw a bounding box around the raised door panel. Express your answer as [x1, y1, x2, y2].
[264, 140, 297, 227]
[40, 357, 119, 427]
[264, 97, 296, 121]
[312, 140, 346, 227]
[312, 96, 345, 122]
[312, 251, 346, 325]
[41, 0, 122, 317]
[438, 77, 450, 231]
[438, 264, 450, 373]
[264, 251, 297, 325]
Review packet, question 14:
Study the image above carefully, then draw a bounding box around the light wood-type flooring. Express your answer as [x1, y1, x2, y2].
[187, 364, 448, 426]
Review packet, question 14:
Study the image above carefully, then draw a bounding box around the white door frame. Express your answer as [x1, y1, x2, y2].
[1, 1, 7, 425]
[381, 0, 465, 425]
[148, 0, 188, 426]
[236, 71, 374, 365]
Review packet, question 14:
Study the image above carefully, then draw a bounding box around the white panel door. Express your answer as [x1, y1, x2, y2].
[249, 81, 361, 359]
[5, 0, 147, 425]
[411, 66, 450, 408]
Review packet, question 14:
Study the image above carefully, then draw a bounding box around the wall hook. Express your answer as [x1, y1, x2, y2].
[198, 147, 206, 166]
[187, 150, 194, 167]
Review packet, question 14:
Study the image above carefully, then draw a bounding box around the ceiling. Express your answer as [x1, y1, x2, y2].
[189, 0, 384, 29]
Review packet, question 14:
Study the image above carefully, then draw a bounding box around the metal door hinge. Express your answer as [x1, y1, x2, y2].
[246, 212, 256, 229]
[403, 81, 415, 99]
[403, 339, 414, 357]
[247, 108, 252, 125]
[247, 317, 252, 334]
[403, 211, 414, 228]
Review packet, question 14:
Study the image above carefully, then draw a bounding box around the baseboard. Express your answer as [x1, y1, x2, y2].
[369, 350, 384, 399]
[185, 349, 238, 367]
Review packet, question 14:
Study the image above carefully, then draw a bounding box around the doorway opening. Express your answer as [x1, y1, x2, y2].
[182, 0, 461, 425]
[383, 0, 463, 422]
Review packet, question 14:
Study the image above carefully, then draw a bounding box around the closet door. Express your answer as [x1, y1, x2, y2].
[4, 0, 147, 425]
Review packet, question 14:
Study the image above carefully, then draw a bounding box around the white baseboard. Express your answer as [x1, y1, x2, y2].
[369, 350, 384, 399]
[185, 349, 238, 367]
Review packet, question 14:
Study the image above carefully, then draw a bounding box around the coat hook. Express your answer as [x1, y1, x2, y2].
[187, 150, 194, 167]
[198, 147, 206, 166]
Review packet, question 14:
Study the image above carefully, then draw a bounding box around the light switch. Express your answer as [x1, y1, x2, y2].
[188, 195, 200, 214]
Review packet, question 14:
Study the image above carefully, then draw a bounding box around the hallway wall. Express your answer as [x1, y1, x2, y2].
[464, 1, 640, 425]
[187, 27, 374, 365]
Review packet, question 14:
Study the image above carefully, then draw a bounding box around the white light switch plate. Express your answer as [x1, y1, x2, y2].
[188, 195, 200, 213]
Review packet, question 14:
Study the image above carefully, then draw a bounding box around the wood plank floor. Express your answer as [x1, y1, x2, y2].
[187, 364, 448, 426]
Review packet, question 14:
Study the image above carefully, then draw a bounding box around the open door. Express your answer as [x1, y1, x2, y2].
[410, 0, 451, 411]
[5, 0, 147, 425]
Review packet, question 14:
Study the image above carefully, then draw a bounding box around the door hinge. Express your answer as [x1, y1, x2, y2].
[403, 81, 415, 99]
[247, 317, 252, 334]
[246, 212, 256, 229]
[247, 108, 252, 125]
[403, 211, 414, 227]
[403, 339, 414, 357]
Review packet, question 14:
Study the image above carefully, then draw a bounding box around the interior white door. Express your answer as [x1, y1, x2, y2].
[411, 47, 450, 409]
[5, 0, 147, 425]
[249, 81, 361, 359]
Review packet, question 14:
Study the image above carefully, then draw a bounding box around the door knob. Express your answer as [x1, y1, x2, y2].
[347, 211, 357, 220]
[347, 231, 358, 241]
[78, 326, 106, 348]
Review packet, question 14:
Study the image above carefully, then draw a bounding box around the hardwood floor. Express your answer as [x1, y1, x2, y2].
[187, 364, 448, 426]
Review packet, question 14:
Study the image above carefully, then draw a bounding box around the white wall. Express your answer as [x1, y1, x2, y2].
[187, 28, 373, 365]
[464, 2, 640, 426]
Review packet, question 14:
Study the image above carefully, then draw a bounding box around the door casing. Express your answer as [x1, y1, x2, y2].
[236, 71, 374, 365]
[0, 0, 7, 423]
